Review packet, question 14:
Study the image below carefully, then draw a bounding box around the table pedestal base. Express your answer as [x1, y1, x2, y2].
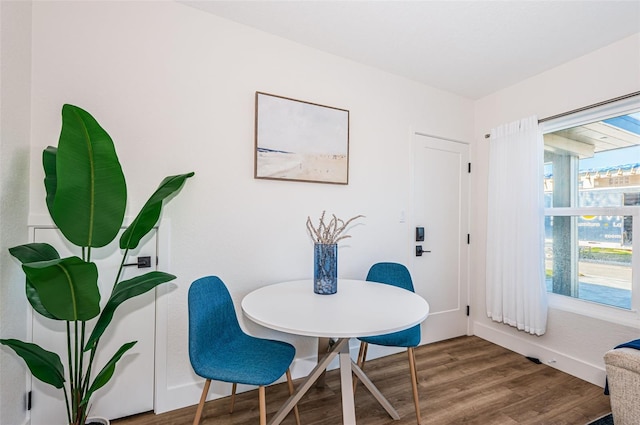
[268, 338, 400, 425]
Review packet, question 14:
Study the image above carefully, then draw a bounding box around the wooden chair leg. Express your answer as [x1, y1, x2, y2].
[353, 341, 368, 392]
[229, 382, 237, 413]
[193, 379, 211, 425]
[286, 369, 301, 425]
[258, 386, 267, 425]
[361, 342, 369, 368]
[408, 347, 422, 425]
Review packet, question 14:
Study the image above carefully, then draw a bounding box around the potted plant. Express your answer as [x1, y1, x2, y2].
[0, 104, 194, 425]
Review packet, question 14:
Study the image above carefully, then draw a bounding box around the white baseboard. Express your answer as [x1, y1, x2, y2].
[154, 340, 359, 414]
[155, 370, 319, 414]
[474, 321, 606, 387]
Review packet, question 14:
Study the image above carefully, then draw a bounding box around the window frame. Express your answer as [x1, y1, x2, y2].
[541, 96, 640, 326]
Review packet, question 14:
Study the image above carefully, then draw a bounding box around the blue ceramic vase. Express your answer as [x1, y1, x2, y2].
[314, 243, 337, 294]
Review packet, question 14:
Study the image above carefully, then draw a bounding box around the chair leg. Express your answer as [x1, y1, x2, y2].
[193, 379, 211, 425]
[408, 347, 422, 425]
[286, 369, 301, 425]
[258, 386, 267, 425]
[229, 382, 237, 413]
[353, 341, 368, 392]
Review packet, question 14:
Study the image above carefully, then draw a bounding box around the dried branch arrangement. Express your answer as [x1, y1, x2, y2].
[306, 211, 364, 244]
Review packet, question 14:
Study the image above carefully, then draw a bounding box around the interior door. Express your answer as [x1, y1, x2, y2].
[413, 133, 470, 343]
[30, 227, 157, 423]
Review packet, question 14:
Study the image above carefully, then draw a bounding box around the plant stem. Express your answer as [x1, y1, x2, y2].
[74, 320, 80, 417]
[78, 321, 86, 410]
[113, 247, 130, 295]
[66, 321, 73, 422]
[81, 344, 98, 397]
[63, 386, 72, 425]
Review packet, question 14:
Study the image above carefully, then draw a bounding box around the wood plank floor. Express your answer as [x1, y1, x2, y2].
[112, 336, 611, 425]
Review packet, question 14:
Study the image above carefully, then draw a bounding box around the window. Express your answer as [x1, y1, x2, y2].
[543, 100, 640, 317]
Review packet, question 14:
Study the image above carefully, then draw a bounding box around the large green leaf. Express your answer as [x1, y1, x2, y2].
[0, 339, 65, 389]
[23, 257, 100, 321]
[80, 341, 137, 408]
[9, 243, 60, 263]
[85, 271, 176, 350]
[43, 146, 58, 216]
[119, 172, 194, 250]
[9, 243, 61, 319]
[52, 104, 127, 248]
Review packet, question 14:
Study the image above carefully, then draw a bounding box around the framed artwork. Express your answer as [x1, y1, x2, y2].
[254, 92, 350, 184]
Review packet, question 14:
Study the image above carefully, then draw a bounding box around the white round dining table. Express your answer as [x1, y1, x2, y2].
[241, 279, 430, 425]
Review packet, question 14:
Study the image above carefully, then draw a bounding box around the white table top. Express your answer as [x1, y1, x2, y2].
[241, 279, 429, 338]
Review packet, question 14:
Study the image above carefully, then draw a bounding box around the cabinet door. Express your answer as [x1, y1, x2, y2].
[30, 227, 156, 423]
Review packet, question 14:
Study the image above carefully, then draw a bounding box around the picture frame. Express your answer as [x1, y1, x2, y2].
[254, 92, 350, 184]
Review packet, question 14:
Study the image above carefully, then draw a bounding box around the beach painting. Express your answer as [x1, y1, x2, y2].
[255, 92, 349, 184]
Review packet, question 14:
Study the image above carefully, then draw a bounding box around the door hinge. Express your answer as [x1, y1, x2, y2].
[467, 234, 470, 244]
[27, 391, 32, 411]
[468, 162, 471, 173]
[466, 305, 470, 316]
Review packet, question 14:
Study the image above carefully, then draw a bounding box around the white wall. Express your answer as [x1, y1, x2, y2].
[472, 34, 640, 386]
[0, 1, 32, 424]
[28, 1, 474, 414]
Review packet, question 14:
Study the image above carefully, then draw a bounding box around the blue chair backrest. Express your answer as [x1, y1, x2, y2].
[366, 262, 415, 293]
[188, 276, 242, 370]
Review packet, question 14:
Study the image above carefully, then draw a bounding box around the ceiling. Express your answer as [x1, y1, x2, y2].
[180, 1, 640, 99]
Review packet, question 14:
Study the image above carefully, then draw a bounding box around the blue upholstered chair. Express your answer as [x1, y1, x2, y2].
[188, 276, 300, 425]
[356, 262, 423, 424]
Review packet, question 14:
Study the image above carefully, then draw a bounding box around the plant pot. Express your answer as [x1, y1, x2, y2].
[86, 417, 110, 425]
[314, 243, 338, 294]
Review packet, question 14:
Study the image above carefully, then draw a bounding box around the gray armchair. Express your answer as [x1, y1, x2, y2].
[604, 347, 640, 425]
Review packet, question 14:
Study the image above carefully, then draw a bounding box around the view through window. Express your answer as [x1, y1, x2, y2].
[544, 111, 640, 309]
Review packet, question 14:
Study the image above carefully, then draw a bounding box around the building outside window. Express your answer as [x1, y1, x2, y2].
[543, 104, 640, 315]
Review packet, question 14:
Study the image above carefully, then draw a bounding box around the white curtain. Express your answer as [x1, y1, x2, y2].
[486, 116, 548, 336]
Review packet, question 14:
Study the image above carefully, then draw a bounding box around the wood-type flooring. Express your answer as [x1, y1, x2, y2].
[112, 336, 611, 425]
